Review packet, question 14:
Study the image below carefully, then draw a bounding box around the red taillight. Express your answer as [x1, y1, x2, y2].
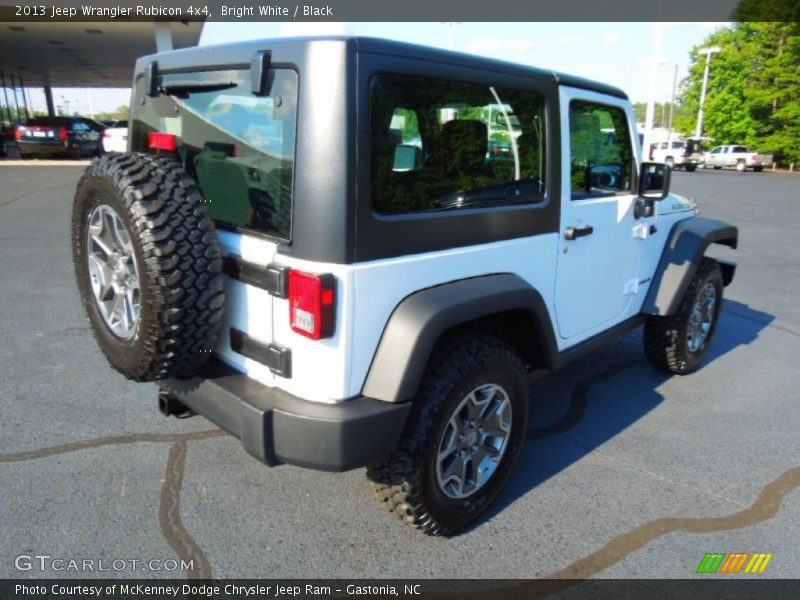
[149, 132, 177, 151]
[59, 128, 68, 141]
[752, 154, 759, 160]
[14, 127, 24, 141]
[103, 131, 111, 138]
[289, 270, 336, 340]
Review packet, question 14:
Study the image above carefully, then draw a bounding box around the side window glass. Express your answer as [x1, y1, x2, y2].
[370, 75, 547, 214]
[569, 101, 633, 199]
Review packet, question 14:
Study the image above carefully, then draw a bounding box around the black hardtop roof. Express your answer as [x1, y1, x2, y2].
[148, 35, 628, 100]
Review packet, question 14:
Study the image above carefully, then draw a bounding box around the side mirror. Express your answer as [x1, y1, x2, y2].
[638, 162, 671, 200]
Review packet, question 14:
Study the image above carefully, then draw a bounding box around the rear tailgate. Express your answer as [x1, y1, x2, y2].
[130, 65, 298, 388]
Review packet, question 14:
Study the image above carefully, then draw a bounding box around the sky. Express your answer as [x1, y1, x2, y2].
[22, 21, 729, 116]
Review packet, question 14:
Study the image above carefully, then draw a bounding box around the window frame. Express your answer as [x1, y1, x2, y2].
[367, 71, 551, 217]
[354, 52, 561, 262]
[567, 99, 636, 201]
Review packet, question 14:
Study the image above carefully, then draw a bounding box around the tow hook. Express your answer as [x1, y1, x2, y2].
[158, 390, 196, 418]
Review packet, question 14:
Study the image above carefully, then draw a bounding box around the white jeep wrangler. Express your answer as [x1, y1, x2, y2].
[71, 37, 737, 535]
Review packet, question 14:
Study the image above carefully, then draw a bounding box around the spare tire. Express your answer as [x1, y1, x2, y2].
[72, 153, 225, 381]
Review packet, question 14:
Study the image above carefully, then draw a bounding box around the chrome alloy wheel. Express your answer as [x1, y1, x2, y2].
[687, 282, 716, 353]
[86, 204, 141, 339]
[436, 383, 513, 499]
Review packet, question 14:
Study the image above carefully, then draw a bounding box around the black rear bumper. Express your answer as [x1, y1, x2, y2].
[160, 361, 411, 472]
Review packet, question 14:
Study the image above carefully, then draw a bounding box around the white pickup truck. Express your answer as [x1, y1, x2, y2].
[703, 145, 772, 172]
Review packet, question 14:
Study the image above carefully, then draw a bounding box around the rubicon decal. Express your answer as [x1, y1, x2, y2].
[696, 552, 773, 574]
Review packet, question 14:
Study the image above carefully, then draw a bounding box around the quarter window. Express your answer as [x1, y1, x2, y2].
[370, 75, 547, 214]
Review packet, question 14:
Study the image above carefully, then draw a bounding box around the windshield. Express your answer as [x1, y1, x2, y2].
[132, 68, 298, 241]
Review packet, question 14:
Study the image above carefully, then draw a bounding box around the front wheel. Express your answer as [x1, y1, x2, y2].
[367, 335, 530, 535]
[644, 258, 724, 374]
[685, 165, 697, 172]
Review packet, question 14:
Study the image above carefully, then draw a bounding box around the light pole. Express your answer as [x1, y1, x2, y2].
[695, 46, 721, 138]
[660, 61, 679, 139]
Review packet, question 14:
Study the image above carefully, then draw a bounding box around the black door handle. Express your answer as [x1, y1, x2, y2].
[564, 225, 594, 240]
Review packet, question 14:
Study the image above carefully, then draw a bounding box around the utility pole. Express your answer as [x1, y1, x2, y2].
[644, 24, 663, 140]
[695, 46, 721, 138]
[665, 63, 678, 140]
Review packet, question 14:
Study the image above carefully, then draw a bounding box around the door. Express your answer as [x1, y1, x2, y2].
[554, 88, 646, 341]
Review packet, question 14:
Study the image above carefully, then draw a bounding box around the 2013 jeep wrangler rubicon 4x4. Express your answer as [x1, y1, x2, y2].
[72, 37, 737, 535]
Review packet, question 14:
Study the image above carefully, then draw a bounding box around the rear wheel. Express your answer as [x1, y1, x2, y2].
[72, 153, 225, 381]
[644, 258, 724, 374]
[367, 334, 530, 536]
[685, 165, 697, 172]
[736, 160, 746, 172]
[665, 157, 675, 170]
[753, 166, 764, 172]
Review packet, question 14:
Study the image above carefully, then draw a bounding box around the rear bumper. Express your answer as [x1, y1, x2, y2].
[160, 361, 411, 472]
[18, 140, 67, 154]
[18, 140, 99, 155]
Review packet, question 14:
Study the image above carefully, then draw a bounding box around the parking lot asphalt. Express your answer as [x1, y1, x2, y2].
[1, 163, 799, 581]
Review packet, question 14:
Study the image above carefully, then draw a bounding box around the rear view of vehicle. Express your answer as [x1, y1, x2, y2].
[16, 117, 101, 159]
[651, 139, 699, 171]
[101, 120, 128, 153]
[69, 39, 403, 475]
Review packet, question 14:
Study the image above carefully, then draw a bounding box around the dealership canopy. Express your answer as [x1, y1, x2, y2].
[0, 21, 203, 87]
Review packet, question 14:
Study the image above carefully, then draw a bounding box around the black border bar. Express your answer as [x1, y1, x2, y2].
[1, 0, 798, 22]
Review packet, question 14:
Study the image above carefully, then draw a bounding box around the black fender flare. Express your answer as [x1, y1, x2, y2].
[642, 216, 738, 316]
[361, 274, 558, 403]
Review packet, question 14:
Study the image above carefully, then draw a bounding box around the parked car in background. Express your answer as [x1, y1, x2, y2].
[101, 120, 128, 153]
[650, 139, 702, 172]
[0, 129, 7, 158]
[15, 117, 102, 159]
[703, 145, 772, 172]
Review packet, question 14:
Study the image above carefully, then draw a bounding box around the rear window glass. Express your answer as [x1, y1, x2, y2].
[132, 68, 297, 241]
[370, 74, 547, 214]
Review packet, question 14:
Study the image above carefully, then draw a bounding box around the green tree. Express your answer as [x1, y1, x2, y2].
[675, 22, 800, 164]
[95, 104, 130, 122]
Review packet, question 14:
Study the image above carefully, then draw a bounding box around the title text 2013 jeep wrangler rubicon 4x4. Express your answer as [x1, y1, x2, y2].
[72, 37, 737, 535]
